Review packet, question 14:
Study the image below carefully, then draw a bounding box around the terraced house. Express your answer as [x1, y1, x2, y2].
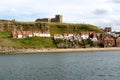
[54, 32, 98, 42]
[103, 38, 115, 47]
[12, 30, 50, 38]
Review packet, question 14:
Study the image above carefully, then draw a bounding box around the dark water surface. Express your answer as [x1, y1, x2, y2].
[0, 51, 120, 80]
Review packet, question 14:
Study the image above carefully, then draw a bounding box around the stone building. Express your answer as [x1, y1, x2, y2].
[35, 15, 63, 23]
[103, 38, 115, 47]
[36, 18, 51, 22]
[104, 27, 112, 32]
[115, 37, 120, 47]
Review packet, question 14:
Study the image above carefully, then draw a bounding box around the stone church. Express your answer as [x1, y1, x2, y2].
[35, 15, 63, 23]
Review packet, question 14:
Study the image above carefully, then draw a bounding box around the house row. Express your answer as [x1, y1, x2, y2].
[12, 30, 51, 38]
[100, 27, 120, 47]
[103, 37, 120, 47]
[54, 32, 98, 42]
[54, 32, 120, 47]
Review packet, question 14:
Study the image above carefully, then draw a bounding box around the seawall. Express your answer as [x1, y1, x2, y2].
[1, 47, 120, 54]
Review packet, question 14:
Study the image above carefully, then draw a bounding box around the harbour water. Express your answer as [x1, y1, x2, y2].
[0, 51, 120, 80]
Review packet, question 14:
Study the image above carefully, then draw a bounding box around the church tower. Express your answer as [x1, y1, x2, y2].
[55, 15, 63, 23]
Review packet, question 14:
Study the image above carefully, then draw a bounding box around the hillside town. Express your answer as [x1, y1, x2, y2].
[2, 15, 118, 48]
[12, 27, 120, 48]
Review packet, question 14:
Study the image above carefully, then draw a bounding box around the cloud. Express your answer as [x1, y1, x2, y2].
[106, 15, 120, 26]
[95, 15, 120, 31]
[93, 8, 110, 15]
[108, 0, 120, 3]
[93, 5, 113, 15]
[0, 0, 120, 31]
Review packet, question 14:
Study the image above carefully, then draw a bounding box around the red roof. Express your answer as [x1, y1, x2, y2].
[27, 31, 32, 34]
[17, 31, 22, 35]
[44, 31, 50, 34]
[34, 30, 41, 33]
[21, 31, 26, 35]
[103, 38, 114, 41]
[12, 31, 17, 36]
[81, 32, 96, 35]
[54, 34, 63, 37]
[89, 32, 96, 34]
[81, 32, 89, 35]
[63, 33, 69, 36]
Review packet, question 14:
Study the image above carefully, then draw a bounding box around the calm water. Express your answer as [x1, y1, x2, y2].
[0, 51, 120, 80]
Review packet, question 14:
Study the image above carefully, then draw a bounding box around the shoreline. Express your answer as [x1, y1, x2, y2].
[1, 47, 120, 54]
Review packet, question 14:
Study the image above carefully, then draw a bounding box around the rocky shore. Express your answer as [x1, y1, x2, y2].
[0, 47, 120, 54]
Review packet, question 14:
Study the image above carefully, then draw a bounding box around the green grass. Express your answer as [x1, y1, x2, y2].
[10, 37, 56, 48]
[49, 23, 103, 36]
[13, 21, 103, 33]
[0, 31, 11, 38]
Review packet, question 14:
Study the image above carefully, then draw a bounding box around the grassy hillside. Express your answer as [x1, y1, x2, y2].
[0, 20, 103, 32]
[0, 31, 55, 48]
[11, 37, 55, 48]
[48, 22, 102, 36]
[0, 20, 103, 49]
[13, 21, 103, 34]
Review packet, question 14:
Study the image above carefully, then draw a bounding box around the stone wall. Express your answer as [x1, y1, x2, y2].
[0, 20, 49, 31]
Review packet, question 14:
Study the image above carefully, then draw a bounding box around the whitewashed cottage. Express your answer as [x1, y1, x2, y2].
[17, 31, 23, 38]
[54, 34, 64, 39]
[80, 32, 89, 39]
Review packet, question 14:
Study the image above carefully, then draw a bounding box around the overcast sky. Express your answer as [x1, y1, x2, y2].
[0, 0, 120, 31]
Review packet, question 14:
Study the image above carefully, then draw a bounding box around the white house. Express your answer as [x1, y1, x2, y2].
[81, 32, 89, 39]
[17, 31, 23, 38]
[43, 31, 51, 37]
[21, 31, 26, 38]
[110, 32, 120, 37]
[33, 30, 40, 37]
[12, 30, 51, 38]
[91, 37, 98, 42]
[68, 34, 74, 39]
[54, 34, 64, 39]
[21, 31, 33, 38]
[12, 31, 17, 38]
[33, 30, 50, 37]
[63, 33, 69, 40]
[74, 34, 82, 41]
[90, 33, 98, 42]
[27, 31, 33, 37]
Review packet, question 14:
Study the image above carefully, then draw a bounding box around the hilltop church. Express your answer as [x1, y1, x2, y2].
[35, 14, 63, 23]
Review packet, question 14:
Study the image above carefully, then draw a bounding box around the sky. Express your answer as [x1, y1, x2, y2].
[0, 0, 120, 31]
